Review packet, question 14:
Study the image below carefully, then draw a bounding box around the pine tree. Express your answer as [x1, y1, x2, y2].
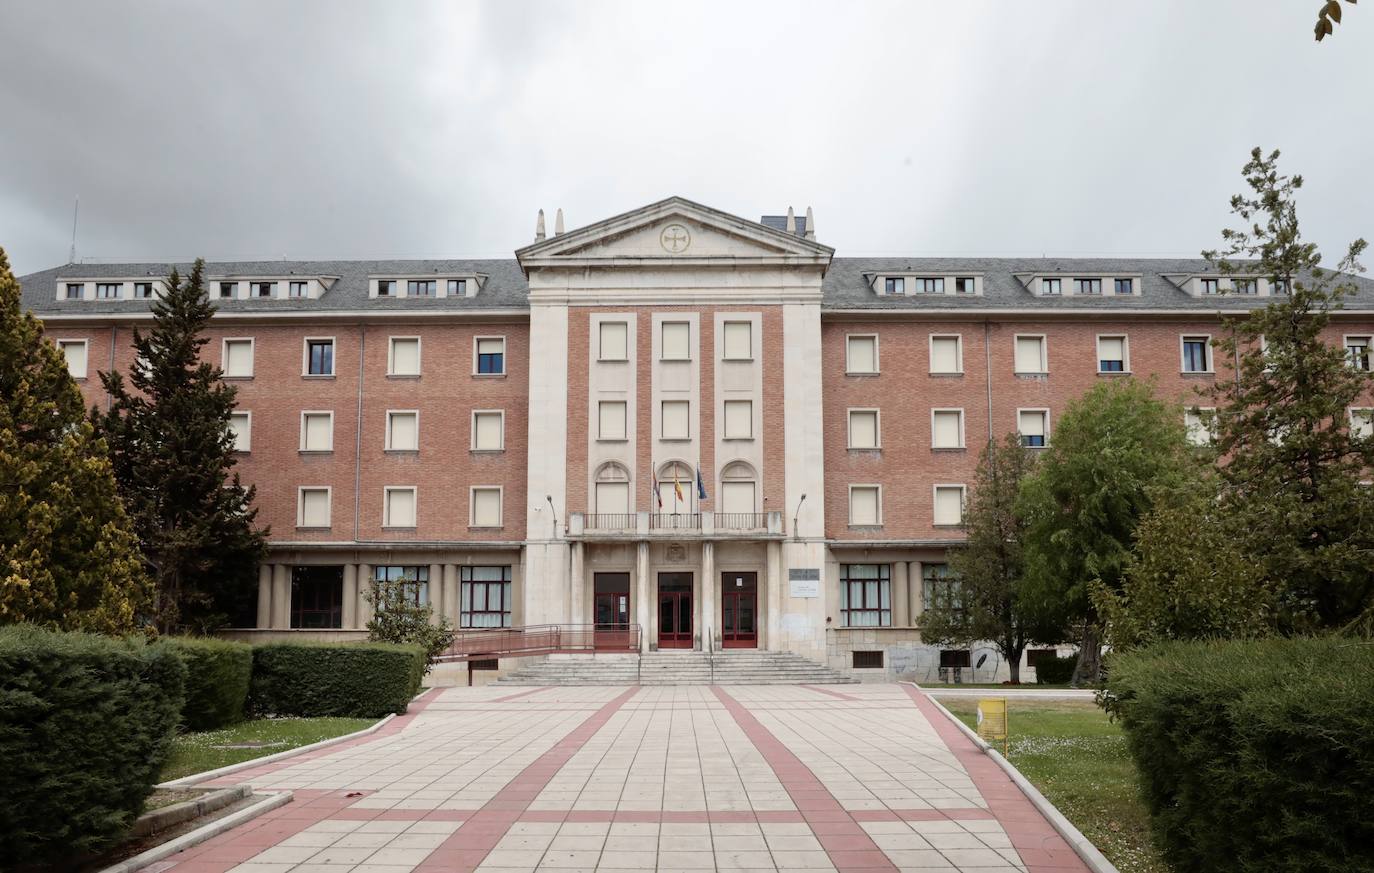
[1203, 148, 1374, 633]
[0, 247, 151, 633]
[93, 259, 267, 633]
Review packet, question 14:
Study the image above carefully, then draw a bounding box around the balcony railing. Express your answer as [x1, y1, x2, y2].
[650, 512, 701, 531]
[715, 512, 768, 531]
[435, 623, 642, 662]
[583, 513, 636, 532]
[567, 510, 784, 538]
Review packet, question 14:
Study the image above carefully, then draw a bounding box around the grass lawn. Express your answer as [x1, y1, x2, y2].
[940, 699, 1170, 873]
[160, 717, 376, 782]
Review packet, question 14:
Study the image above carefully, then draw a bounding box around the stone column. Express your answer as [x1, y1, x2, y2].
[271, 564, 291, 629]
[766, 541, 782, 650]
[701, 541, 715, 652]
[443, 565, 459, 626]
[909, 561, 923, 626]
[892, 560, 910, 628]
[358, 563, 374, 626]
[428, 563, 443, 625]
[570, 542, 585, 624]
[636, 541, 650, 652]
[342, 564, 359, 629]
[256, 564, 273, 629]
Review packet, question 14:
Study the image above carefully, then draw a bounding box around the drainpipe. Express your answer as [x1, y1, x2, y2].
[353, 326, 365, 542]
[983, 321, 994, 443]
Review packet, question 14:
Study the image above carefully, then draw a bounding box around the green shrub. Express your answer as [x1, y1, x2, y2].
[0, 625, 186, 866]
[1034, 654, 1077, 685]
[249, 642, 425, 718]
[1105, 637, 1374, 873]
[163, 637, 252, 730]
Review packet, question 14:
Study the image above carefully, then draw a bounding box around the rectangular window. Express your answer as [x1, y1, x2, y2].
[1273, 278, 1289, 295]
[300, 411, 334, 452]
[96, 282, 120, 299]
[661, 399, 690, 440]
[228, 412, 251, 452]
[1234, 278, 1258, 295]
[306, 339, 334, 376]
[384, 487, 417, 528]
[386, 411, 418, 451]
[1074, 278, 1102, 295]
[849, 485, 881, 526]
[377, 280, 395, 297]
[1350, 408, 1374, 439]
[661, 321, 690, 360]
[134, 282, 153, 299]
[1347, 336, 1371, 371]
[1182, 336, 1211, 373]
[721, 480, 755, 514]
[840, 564, 891, 627]
[940, 649, 972, 669]
[1014, 336, 1047, 374]
[931, 409, 964, 449]
[1098, 335, 1127, 372]
[56, 340, 87, 378]
[475, 337, 505, 374]
[848, 409, 879, 449]
[1113, 278, 1134, 295]
[298, 487, 331, 528]
[388, 337, 420, 376]
[460, 565, 512, 628]
[599, 321, 628, 361]
[598, 400, 627, 440]
[1200, 278, 1220, 295]
[65, 283, 83, 300]
[852, 650, 885, 669]
[954, 277, 976, 294]
[595, 481, 630, 514]
[1018, 409, 1048, 448]
[1041, 278, 1061, 296]
[472, 411, 504, 451]
[934, 485, 965, 526]
[1185, 408, 1215, 446]
[470, 487, 502, 528]
[921, 563, 958, 613]
[288, 280, 308, 298]
[222, 339, 254, 377]
[930, 335, 962, 374]
[723, 321, 753, 360]
[447, 278, 466, 296]
[407, 279, 436, 297]
[723, 399, 753, 439]
[374, 565, 429, 607]
[218, 281, 237, 299]
[252, 281, 275, 298]
[913, 277, 944, 294]
[290, 567, 342, 628]
[883, 277, 905, 295]
[846, 335, 877, 374]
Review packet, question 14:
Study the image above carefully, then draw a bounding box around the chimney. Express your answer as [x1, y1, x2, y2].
[535, 209, 546, 242]
[804, 206, 815, 240]
[555, 208, 565, 236]
[785, 206, 796, 235]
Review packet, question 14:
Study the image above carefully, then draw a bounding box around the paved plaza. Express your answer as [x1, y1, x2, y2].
[159, 684, 1091, 873]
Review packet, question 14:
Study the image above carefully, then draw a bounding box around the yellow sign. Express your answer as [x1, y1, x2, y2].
[976, 698, 1009, 755]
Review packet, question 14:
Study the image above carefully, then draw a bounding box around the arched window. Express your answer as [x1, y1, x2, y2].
[656, 461, 694, 513]
[719, 461, 757, 515]
[594, 462, 631, 514]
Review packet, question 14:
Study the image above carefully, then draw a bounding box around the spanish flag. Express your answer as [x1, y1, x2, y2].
[673, 471, 684, 504]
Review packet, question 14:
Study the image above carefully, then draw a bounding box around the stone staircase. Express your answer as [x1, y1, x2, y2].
[494, 650, 859, 686]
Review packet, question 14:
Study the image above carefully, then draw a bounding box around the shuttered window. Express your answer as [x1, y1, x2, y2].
[848, 410, 878, 449]
[1098, 336, 1126, 372]
[595, 482, 630, 514]
[1018, 410, 1047, 448]
[598, 401, 626, 440]
[599, 321, 628, 361]
[298, 488, 331, 527]
[301, 412, 333, 451]
[723, 400, 752, 439]
[384, 488, 416, 527]
[661, 400, 690, 440]
[229, 412, 251, 452]
[389, 337, 420, 376]
[849, 486, 880, 526]
[473, 411, 503, 450]
[223, 339, 253, 377]
[847, 335, 877, 373]
[661, 322, 690, 361]
[723, 321, 752, 360]
[57, 340, 88, 378]
[1185, 409, 1215, 445]
[934, 486, 964, 526]
[721, 481, 756, 514]
[471, 488, 502, 527]
[1014, 336, 1046, 373]
[930, 336, 961, 373]
[387, 411, 418, 451]
[932, 410, 963, 448]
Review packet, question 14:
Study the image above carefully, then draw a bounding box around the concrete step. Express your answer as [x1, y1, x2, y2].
[495, 649, 858, 685]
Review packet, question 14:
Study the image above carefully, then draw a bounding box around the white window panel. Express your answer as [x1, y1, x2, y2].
[723, 321, 752, 360]
[299, 488, 331, 527]
[1018, 410, 1048, 447]
[389, 337, 420, 376]
[387, 411, 418, 451]
[1185, 409, 1215, 446]
[385, 488, 416, 527]
[661, 321, 691, 361]
[228, 412, 251, 452]
[599, 321, 628, 361]
[932, 410, 963, 448]
[849, 486, 880, 526]
[473, 411, 503, 450]
[848, 410, 879, 449]
[847, 335, 877, 373]
[301, 412, 333, 451]
[475, 337, 505, 374]
[661, 400, 690, 440]
[721, 481, 756, 514]
[723, 399, 753, 439]
[1015, 336, 1046, 373]
[595, 482, 630, 514]
[56, 340, 87, 378]
[930, 336, 961, 374]
[598, 401, 626, 440]
[1098, 336, 1127, 372]
[1351, 408, 1374, 439]
[934, 486, 964, 525]
[471, 488, 502, 527]
[222, 339, 253, 377]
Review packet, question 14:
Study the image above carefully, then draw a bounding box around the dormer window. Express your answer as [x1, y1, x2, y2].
[288, 281, 308, 298]
[134, 282, 153, 299]
[1234, 279, 1258, 295]
[448, 279, 466, 296]
[1041, 278, 1061, 296]
[954, 277, 975, 294]
[96, 282, 120, 299]
[251, 281, 275, 298]
[913, 278, 944, 294]
[884, 277, 904, 295]
[1113, 278, 1133, 295]
[219, 281, 237, 299]
[1201, 278, 1220, 295]
[408, 280, 436, 297]
[378, 280, 395, 297]
[64, 283, 83, 300]
[1273, 278, 1289, 295]
[1075, 278, 1101, 295]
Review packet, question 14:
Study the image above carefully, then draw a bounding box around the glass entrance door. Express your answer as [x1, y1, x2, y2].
[721, 572, 758, 648]
[593, 573, 631, 650]
[657, 572, 693, 649]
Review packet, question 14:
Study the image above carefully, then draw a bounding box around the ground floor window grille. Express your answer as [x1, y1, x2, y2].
[461, 565, 512, 628]
[852, 650, 884, 669]
[840, 563, 891, 627]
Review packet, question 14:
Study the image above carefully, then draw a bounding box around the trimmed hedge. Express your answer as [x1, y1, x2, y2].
[1106, 637, 1374, 873]
[249, 642, 425, 718]
[163, 637, 253, 730]
[1034, 654, 1077, 685]
[0, 625, 186, 866]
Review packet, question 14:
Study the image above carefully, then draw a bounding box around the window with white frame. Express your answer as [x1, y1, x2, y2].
[64, 283, 83, 300]
[599, 321, 628, 361]
[848, 409, 879, 449]
[222, 339, 254, 377]
[720, 463, 757, 515]
[931, 409, 964, 449]
[913, 277, 944, 294]
[384, 487, 417, 528]
[407, 279, 436, 297]
[1041, 278, 1062, 296]
[930, 335, 962, 374]
[1098, 335, 1128, 373]
[134, 282, 153, 299]
[723, 399, 753, 439]
[1200, 278, 1220, 295]
[840, 564, 891, 627]
[447, 278, 466, 296]
[598, 400, 627, 440]
[1185, 408, 1216, 446]
[933, 485, 965, 526]
[472, 411, 504, 451]
[1347, 336, 1371, 371]
[1234, 278, 1258, 295]
[849, 485, 881, 526]
[228, 412, 251, 452]
[460, 566, 511, 628]
[722, 321, 752, 360]
[218, 281, 237, 299]
[377, 280, 395, 297]
[300, 411, 334, 452]
[593, 462, 631, 514]
[661, 321, 690, 361]
[883, 277, 905, 295]
[298, 487, 331, 528]
[96, 282, 120, 299]
[1018, 409, 1048, 448]
[305, 338, 334, 376]
[1014, 336, 1047, 374]
[1075, 278, 1102, 295]
[470, 487, 502, 527]
[661, 400, 690, 440]
[846, 335, 878, 374]
[251, 281, 275, 298]
[1113, 278, 1134, 295]
[386, 411, 418, 451]
[288, 280, 308, 298]
[56, 340, 88, 378]
[1350, 408, 1374, 439]
[388, 337, 420, 376]
[1182, 336, 1212, 373]
[475, 337, 505, 374]
[954, 277, 976, 295]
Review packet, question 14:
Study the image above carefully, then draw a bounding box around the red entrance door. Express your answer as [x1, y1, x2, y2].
[721, 572, 758, 648]
[657, 573, 693, 649]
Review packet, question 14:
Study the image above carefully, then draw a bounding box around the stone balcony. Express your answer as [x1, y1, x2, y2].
[567, 510, 785, 540]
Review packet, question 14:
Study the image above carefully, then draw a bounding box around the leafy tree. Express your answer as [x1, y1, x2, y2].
[921, 432, 1062, 683]
[92, 260, 267, 633]
[0, 247, 151, 633]
[1019, 378, 1195, 685]
[1202, 147, 1374, 633]
[365, 575, 455, 668]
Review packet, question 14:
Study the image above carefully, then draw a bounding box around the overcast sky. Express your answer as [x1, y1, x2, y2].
[1, 1, 1370, 276]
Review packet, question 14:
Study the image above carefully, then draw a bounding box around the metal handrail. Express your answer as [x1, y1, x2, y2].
[650, 512, 701, 530]
[584, 513, 636, 531]
[715, 512, 767, 531]
[435, 623, 641, 662]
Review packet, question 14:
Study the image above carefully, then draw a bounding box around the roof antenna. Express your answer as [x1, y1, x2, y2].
[69, 196, 80, 264]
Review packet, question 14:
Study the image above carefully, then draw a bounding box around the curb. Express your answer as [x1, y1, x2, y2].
[909, 682, 1120, 873]
[131, 785, 250, 838]
[96, 790, 292, 873]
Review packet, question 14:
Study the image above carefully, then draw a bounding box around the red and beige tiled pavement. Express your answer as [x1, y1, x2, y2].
[152, 683, 1093, 873]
